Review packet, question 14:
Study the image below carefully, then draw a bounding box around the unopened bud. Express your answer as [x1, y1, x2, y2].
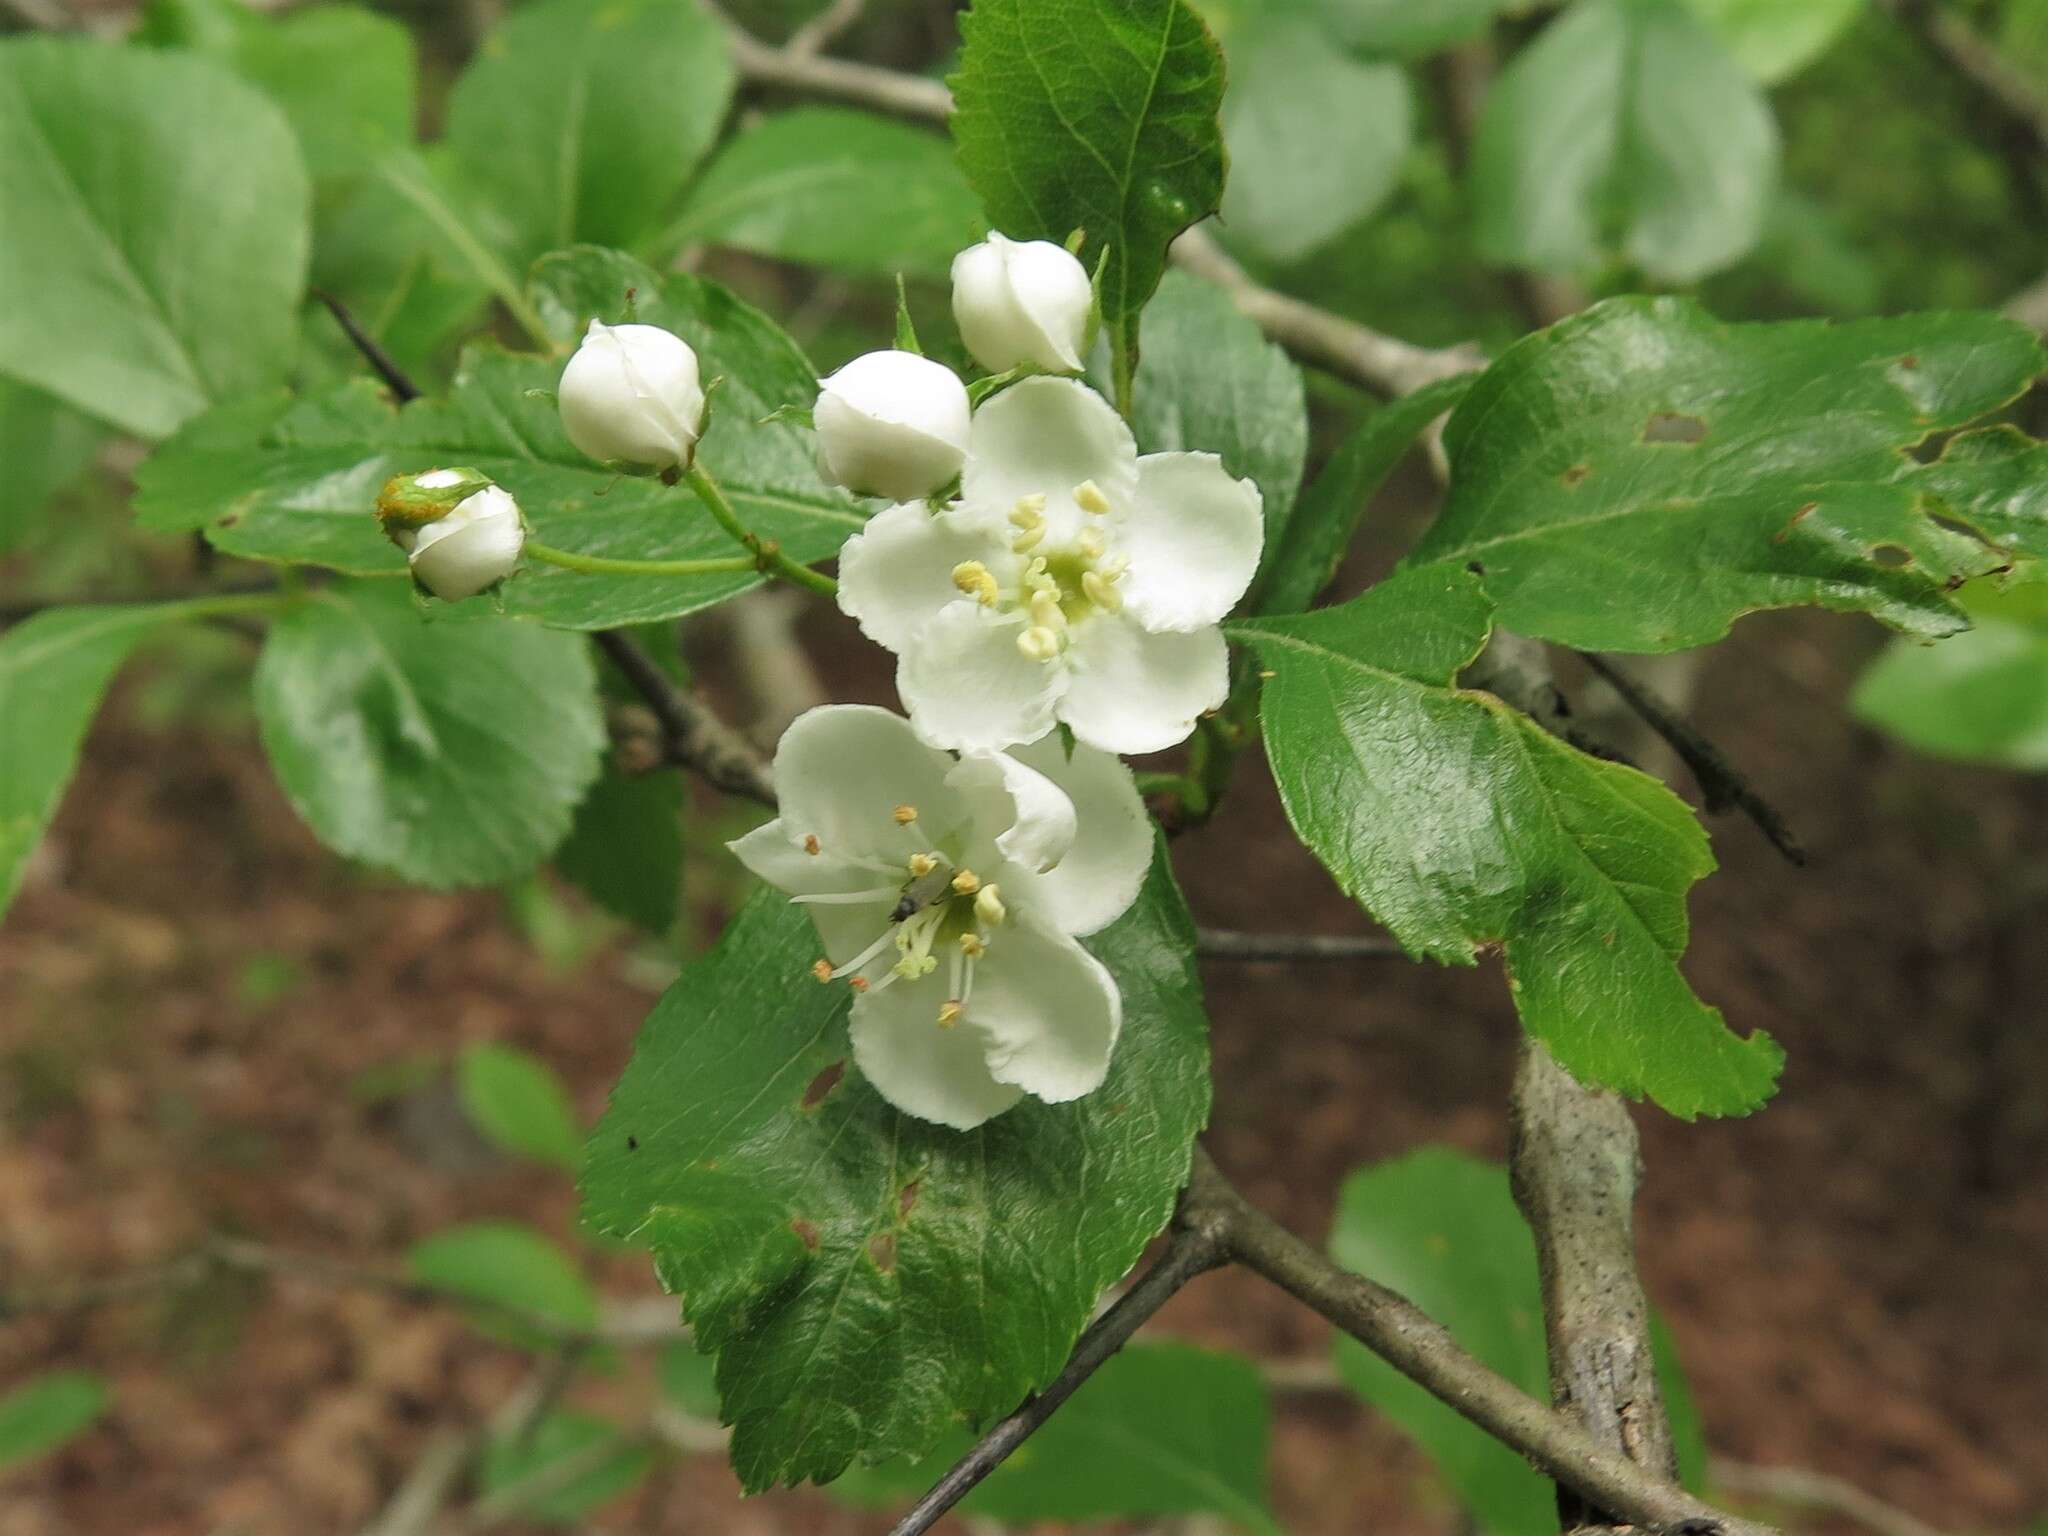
[813, 350, 970, 501]
[558, 320, 705, 472]
[951, 233, 1092, 374]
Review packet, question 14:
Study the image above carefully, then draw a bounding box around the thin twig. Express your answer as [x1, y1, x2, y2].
[1577, 651, 1805, 865]
[1879, 0, 2048, 159]
[316, 291, 422, 404]
[358, 1430, 473, 1536]
[594, 631, 777, 806]
[784, 0, 865, 58]
[1195, 928, 1403, 961]
[1711, 1461, 1950, 1536]
[886, 1214, 1229, 1536]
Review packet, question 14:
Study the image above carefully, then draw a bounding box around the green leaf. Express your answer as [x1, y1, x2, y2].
[669, 108, 982, 278]
[581, 847, 1212, 1490]
[1219, 18, 1412, 261]
[1258, 373, 1476, 615]
[1330, 1148, 1705, 1536]
[1471, 0, 1778, 282]
[1685, 0, 1864, 82]
[554, 764, 683, 933]
[0, 1371, 108, 1475]
[0, 379, 104, 556]
[951, 0, 1227, 335]
[1120, 270, 1307, 593]
[656, 1342, 722, 1420]
[409, 1220, 599, 1334]
[252, 582, 605, 887]
[1231, 565, 1783, 1117]
[459, 1042, 584, 1171]
[0, 37, 309, 439]
[478, 1411, 653, 1523]
[829, 1342, 1279, 1533]
[1319, 0, 1512, 56]
[1910, 428, 2048, 565]
[445, 0, 734, 268]
[1852, 580, 2048, 771]
[1405, 297, 2046, 652]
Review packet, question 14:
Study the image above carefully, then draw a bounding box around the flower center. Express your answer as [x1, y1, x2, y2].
[951, 485, 1128, 662]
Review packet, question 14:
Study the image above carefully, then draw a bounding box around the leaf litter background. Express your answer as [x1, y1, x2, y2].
[3, 445, 2046, 1536]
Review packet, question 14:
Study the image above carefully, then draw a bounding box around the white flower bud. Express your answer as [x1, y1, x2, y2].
[558, 320, 705, 472]
[950, 233, 1092, 374]
[814, 350, 970, 501]
[408, 485, 525, 601]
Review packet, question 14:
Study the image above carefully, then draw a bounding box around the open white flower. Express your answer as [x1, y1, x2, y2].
[951, 233, 1092, 374]
[730, 705, 1153, 1131]
[558, 320, 704, 472]
[377, 468, 525, 601]
[837, 377, 1263, 754]
[814, 350, 971, 501]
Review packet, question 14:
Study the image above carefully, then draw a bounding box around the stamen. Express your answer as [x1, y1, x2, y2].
[950, 869, 980, 895]
[1010, 523, 1045, 554]
[959, 952, 978, 1008]
[1009, 493, 1047, 524]
[811, 959, 833, 983]
[959, 932, 986, 958]
[1082, 570, 1123, 613]
[792, 886, 901, 905]
[908, 851, 939, 878]
[802, 834, 822, 855]
[937, 1000, 964, 1028]
[951, 561, 998, 606]
[1074, 479, 1112, 515]
[974, 884, 1006, 926]
[893, 803, 918, 825]
[1017, 625, 1062, 661]
[832, 924, 904, 980]
[848, 975, 870, 993]
[1028, 590, 1066, 634]
[948, 947, 964, 1002]
[1076, 527, 1105, 561]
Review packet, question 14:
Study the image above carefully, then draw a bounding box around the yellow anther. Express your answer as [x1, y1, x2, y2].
[937, 1000, 965, 1029]
[1081, 569, 1123, 614]
[974, 883, 1006, 926]
[951, 560, 998, 606]
[1010, 522, 1045, 554]
[1017, 625, 1062, 661]
[950, 868, 981, 895]
[802, 833, 822, 855]
[908, 851, 939, 878]
[1029, 589, 1067, 632]
[848, 975, 870, 993]
[959, 932, 987, 958]
[1009, 493, 1047, 525]
[811, 959, 833, 983]
[1076, 527, 1106, 561]
[1074, 479, 1112, 515]
[892, 803, 919, 825]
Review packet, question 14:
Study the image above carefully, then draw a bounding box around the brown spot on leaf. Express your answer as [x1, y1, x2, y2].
[790, 1218, 821, 1252]
[1561, 462, 1592, 488]
[1642, 411, 1707, 445]
[898, 1180, 921, 1221]
[868, 1232, 897, 1273]
[1898, 354, 1920, 369]
[1771, 502, 1819, 545]
[800, 1060, 846, 1110]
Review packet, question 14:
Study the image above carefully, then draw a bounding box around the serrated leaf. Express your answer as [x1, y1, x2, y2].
[828, 1342, 1279, 1532]
[1852, 579, 2048, 770]
[445, 0, 734, 268]
[252, 582, 605, 887]
[1910, 428, 2048, 565]
[1258, 373, 1476, 615]
[668, 108, 981, 278]
[1331, 1148, 1704, 1536]
[478, 1411, 654, 1523]
[0, 37, 309, 439]
[0, 379, 104, 556]
[581, 848, 1212, 1490]
[1471, 0, 1778, 282]
[1405, 297, 2046, 652]
[460, 1042, 584, 1171]
[951, 0, 1226, 334]
[409, 1221, 599, 1337]
[1685, 0, 1864, 82]
[554, 765, 683, 933]
[1231, 565, 1782, 1117]
[0, 1370, 109, 1474]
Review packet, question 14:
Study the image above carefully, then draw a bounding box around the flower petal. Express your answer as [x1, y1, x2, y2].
[837, 500, 999, 653]
[970, 914, 1120, 1104]
[1115, 453, 1264, 632]
[1008, 735, 1153, 935]
[1058, 617, 1228, 755]
[897, 599, 1065, 753]
[944, 751, 1076, 876]
[770, 704, 964, 862]
[961, 377, 1137, 544]
[850, 977, 1025, 1130]
[727, 822, 898, 969]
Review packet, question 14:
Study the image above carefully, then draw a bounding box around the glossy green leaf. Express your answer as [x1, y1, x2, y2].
[581, 848, 1212, 1490]
[0, 380, 104, 556]
[445, 0, 734, 268]
[1686, 0, 1864, 82]
[829, 1342, 1279, 1532]
[1320, 0, 1511, 56]
[253, 582, 605, 887]
[0, 1371, 108, 1474]
[1331, 1148, 1705, 1535]
[1120, 271, 1307, 591]
[409, 1220, 599, 1333]
[951, 0, 1227, 334]
[669, 108, 981, 278]
[1232, 565, 1783, 1117]
[1471, 0, 1778, 282]
[1405, 298, 2046, 652]
[554, 764, 683, 933]
[460, 1042, 584, 1171]
[0, 37, 309, 439]
[1853, 580, 2048, 771]
[1258, 373, 1476, 615]
[1219, 20, 1411, 262]
[478, 1411, 653, 1523]
[1910, 428, 2048, 565]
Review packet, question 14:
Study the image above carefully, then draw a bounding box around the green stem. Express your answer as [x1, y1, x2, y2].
[681, 462, 839, 598]
[167, 591, 296, 624]
[524, 541, 757, 578]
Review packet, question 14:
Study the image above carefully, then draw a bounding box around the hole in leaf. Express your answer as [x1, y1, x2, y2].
[867, 1232, 897, 1274]
[1870, 544, 1914, 568]
[898, 1179, 921, 1221]
[626, 1135, 639, 1151]
[1642, 412, 1707, 445]
[790, 1218, 821, 1252]
[800, 1061, 846, 1110]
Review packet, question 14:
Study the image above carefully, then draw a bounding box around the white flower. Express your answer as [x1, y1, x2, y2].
[814, 350, 971, 501]
[408, 483, 525, 600]
[951, 233, 1093, 374]
[837, 377, 1263, 755]
[730, 705, 1153, 1131]
[558, 320, 705, 472]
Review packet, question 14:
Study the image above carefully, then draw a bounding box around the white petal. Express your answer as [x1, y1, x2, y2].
[769, 704, 964, 861]
[1000, 238, 1091, 372]
[836, 501, 1001, 654]
[1115, 453, 1265, 632]
[897, 599, 1065, 754]
[815, 351, 970, 501]
[970, 915, 1120, 1104]
[409, 492, 524, 601]
[1057, 617, 1228, 755]
[962, 377, 1136, 544]
[1008, 735, 1153, 936]
[850, 977, 1024, 1130]
[944, 751, 1076, 876]
[727, 819, 871, 897]
[558, 321, 703, 470]
[951, 234, 1090, 374]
